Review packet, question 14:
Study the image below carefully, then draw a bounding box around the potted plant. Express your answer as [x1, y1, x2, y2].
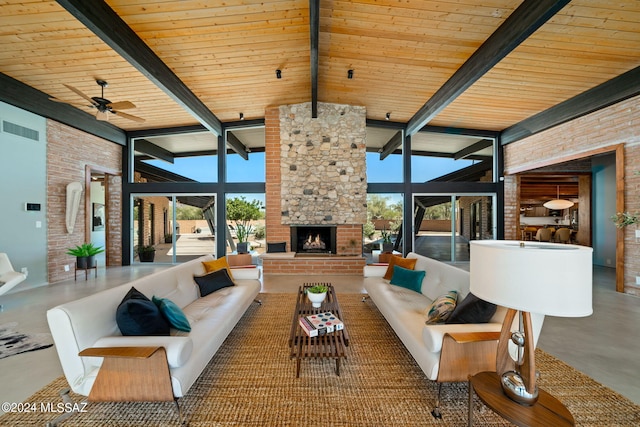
[306, 284, 328, 308]
[611, 212, 639, 228]
[136, 245, 156, 262]
[66, 242, 104, 269]
[235, 224, 253, 254]
[380, 227, 393, 253]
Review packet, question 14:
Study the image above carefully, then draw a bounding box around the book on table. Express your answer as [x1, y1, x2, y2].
[299, 312, 344, 337]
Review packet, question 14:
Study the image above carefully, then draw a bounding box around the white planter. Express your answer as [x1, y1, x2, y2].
[307, 291, 327, 308]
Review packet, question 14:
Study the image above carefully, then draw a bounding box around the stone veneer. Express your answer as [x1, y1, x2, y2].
[279, 102, 367, 225]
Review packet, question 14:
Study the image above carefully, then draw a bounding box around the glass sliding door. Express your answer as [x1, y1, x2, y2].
[132, 193, 216, 264]
[413, 194, 495, 263]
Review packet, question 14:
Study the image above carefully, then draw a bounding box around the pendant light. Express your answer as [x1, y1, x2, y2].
[543, 185, 574, 210]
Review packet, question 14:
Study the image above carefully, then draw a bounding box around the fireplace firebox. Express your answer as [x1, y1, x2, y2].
[290, 225, 337, 255]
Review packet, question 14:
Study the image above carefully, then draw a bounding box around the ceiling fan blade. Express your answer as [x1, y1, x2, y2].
[63, 84, 98, 106]
[95, 110, 109, 121]
[112, 110, 145, 123]
[107, 101, 136, 110]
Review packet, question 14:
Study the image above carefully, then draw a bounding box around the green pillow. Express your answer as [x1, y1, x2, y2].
[425, 291, 458, 325]
[390, 265, 425, 293]
[152, 296, 191, 332]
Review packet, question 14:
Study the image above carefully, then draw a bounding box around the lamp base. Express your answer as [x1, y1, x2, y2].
[501, 371, 539, 405]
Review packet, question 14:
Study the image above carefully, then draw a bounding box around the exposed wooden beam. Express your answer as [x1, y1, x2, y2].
[406, 0, 570, 136]
[56, 0, 222, 136]
[225, 131, 249, 160]
[134, 139, 174, 164]
[309, 0, 319, 118]
[379, 130, 403, 160]
[501, 65, 640, 145]
[453, 139, 493, 160]
[0, 72, 126, 145]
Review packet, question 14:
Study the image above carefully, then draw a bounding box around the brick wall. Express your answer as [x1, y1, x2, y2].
[504, 94, 640, 294]
[47, 120, 122, 283]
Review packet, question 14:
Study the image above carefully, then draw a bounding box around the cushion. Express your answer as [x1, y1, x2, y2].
[116, 287, 170, 336]
[446, 292, 497, 324]
[383, 255, 418, 280]
[202, 256, 235, 280]
[194, 268, 235, 297]
[267, 242, 287, 253]
[152, 296, 191, 332]
[425, 291, 458, 325]
[389, 266, 425, 293]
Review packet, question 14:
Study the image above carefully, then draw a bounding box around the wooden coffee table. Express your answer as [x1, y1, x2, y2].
[289, 283, 349, 378]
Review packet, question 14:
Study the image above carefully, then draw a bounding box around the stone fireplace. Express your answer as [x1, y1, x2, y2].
[291, 225, 337, 255]
[263, 102, 367, 275]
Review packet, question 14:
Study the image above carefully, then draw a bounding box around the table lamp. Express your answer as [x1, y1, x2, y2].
[470, 240, 592, 405]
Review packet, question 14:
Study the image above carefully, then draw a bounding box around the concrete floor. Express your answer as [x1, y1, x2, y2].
[0, 263, 638, 415]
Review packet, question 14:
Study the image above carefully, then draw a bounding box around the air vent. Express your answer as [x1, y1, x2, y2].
[3, 120, 40, 141]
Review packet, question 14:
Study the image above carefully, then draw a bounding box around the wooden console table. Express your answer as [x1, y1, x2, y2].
[468, 371, 574, 427]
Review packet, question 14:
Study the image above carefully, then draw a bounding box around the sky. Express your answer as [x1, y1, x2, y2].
[143, 152, 476, 185]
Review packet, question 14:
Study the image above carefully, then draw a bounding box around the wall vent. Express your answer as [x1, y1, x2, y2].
[3, 120, 40, 141]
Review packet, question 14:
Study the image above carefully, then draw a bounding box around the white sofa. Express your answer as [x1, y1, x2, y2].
[47, 255, 261, 399]
[0, 252, 27, 297]
[364, 252, 544, 414]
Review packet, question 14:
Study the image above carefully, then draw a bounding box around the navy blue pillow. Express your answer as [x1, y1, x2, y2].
[267, 242, 287, 253]
[445, 292, 497, 324]
[116, 287, 170, 336]
[194, 268, 235, 297]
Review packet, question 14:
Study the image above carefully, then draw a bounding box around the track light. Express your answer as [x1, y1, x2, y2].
[276, 69, 282, 79]
[348, 69, 354, 79]
[385, 112, 391, 121]
[239, 112, 244, 120]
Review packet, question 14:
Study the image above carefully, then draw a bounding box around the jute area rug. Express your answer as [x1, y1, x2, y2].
[2, 293, 639, 426]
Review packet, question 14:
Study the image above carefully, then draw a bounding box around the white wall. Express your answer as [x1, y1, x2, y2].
[592, 154, 617, 267]
[0, 101, 48, 291]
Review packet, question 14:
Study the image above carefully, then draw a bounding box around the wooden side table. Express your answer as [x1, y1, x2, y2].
[468, 371, 574, 427]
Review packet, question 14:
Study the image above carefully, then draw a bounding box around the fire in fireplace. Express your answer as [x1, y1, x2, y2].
[290, 225, 337, 254]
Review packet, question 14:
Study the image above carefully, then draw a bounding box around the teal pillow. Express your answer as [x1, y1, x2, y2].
[390, 265, 425, 293]
[152, 296, 191, 332]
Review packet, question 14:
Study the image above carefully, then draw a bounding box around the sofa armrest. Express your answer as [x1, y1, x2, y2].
[230, 266, 261, 280]
[422, 323, 502, 353]
[363, 264, 388, 278]
[92, 336, 193, 368]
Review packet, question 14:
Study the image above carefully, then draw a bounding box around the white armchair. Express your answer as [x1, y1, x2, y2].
[0, 252, 27, 299]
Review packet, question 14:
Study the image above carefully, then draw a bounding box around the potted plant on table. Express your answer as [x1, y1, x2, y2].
[306, 284, 329, 308]
[136, 245, 156, 262]
[66, 242, 104, 269]
[235, 224, 253, 254]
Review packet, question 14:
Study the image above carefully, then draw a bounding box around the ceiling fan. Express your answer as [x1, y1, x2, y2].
[50, 79, 145, 123]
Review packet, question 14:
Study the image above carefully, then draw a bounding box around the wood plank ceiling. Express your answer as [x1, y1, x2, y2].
[1, 0, 639, 139]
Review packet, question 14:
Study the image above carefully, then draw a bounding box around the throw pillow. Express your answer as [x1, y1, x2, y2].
[383, 255, 418, 280]
[446, 292, 497, 324]
[194, 268, 235, 297]
[267, 242, 287, 253]
[152, 296, 191, 332]
[116, 287, 170, 336]
[202, 256, 233, 278]
[389, 266, 425, 293]
[425, 291, 458, 325]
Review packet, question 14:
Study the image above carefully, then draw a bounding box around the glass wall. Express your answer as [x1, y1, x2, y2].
[224, 193, 266, 256]
[226, 127, 265, 183]
[364, 193, 403, 263]
[413, 194, 495, 262]
[133, 132, 218, 183]
[132, 194, 216, 264]
[411, 131, 494, 183]
[366, 127, 403, 183]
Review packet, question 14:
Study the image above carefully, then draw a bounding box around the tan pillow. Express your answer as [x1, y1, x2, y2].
[383, 255, 417, 280]
[202, 256, 233, 279]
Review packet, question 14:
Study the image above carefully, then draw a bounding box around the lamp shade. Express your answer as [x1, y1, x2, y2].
[543, 199, 574, 210]
[470, 240, 592, 317]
